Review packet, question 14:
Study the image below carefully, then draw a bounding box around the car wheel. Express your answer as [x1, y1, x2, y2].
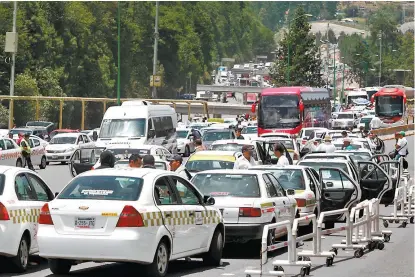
[16, 159, 23, 168]
[11, 235, 29, 272]
[48, 259, 72, 274]
[146, 240, 169, 277]
[39, 156, 47, 169]
[184, 145, 190, 157]
[203, 228, 223, 266]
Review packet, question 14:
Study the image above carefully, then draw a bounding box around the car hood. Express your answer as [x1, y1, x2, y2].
[46, 144, 76, 151]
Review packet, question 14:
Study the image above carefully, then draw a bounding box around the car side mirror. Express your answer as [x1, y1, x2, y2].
[286, 189, 295, 195]
[148, 129, 155, 138]
[204, 195, 215, 205]
[325, 182, 334, 188]
[92, 131, 98, 141]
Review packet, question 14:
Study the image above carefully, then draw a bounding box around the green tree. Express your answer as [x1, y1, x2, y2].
[269, 6, 323, 87]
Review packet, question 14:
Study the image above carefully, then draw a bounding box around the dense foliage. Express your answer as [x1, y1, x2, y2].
[269, 6, 324, 87]
[0, 2, 275, 128]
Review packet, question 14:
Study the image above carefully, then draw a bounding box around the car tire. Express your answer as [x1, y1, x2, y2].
[39, 156, 47, 169]
[203, 228, 223, 266]
[146, 240, 169, 277]
[16, 159, 23, 168]
[11, 235, 29, 272]
[184, 145, 190, 157]
[48, 259, 72, 274]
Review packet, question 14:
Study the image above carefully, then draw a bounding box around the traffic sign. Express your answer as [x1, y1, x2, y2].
[150, 75, 162, 87]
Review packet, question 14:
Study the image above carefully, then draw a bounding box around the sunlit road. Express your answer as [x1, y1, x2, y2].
[1, 137, 414, 277]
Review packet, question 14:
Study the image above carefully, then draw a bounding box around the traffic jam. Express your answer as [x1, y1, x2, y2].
[0, 85, 413, 277]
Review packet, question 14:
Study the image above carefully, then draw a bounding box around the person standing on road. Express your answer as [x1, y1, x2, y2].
[128, 154, 142, 168]
[274, 144, 290, 166]
[20, 133, 35, 171]
[234, 145, 256, 169]
[142, 155, 156, 169]
[168, 154, 192, 180]
[316, 136, 336, 153]
[395, 131, 408, 161]
[235, 128, 245, 140]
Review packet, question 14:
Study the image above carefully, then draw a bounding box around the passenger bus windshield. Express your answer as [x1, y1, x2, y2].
[375, 96, 403, 117]
[259, 95, 300, 129]
[192, 174, 260, 197]
[100, 119, 146, 138]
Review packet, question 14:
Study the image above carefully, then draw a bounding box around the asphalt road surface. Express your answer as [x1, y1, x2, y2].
[2, 137, 414, 277]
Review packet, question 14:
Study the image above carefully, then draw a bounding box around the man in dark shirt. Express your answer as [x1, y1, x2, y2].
[96, 151, 116, 169]
[142, 155, 156, 169]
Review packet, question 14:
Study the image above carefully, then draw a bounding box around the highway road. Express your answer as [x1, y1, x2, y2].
[1, 137, 414, 277]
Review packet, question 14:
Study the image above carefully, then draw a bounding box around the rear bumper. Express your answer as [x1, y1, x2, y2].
[37, 226, 156, 264]
[224, 223, 265, 241]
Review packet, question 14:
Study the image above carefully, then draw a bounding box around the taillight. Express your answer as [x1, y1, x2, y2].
[239, 207, 262, 217]
[295, 198, 306, 207]
[39, 204, 54, 225]
[116, 206, 144, 227]
[0, 202, 10, 221]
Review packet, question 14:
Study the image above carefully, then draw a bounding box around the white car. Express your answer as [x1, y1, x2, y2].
[210, 140, 263, 164]
[0, 137, 48, 169]
[241, 126, 258, 140]
[297, 128, 328, 147]
[331, 112, 358, 129]
[191, 170, 297, 244]
[93, 144, 171, 169]
[114, 158, 170, 170]
[176, 128, 201, 157]
[37, 168, 225, 276]
[30, 135, 49, 148]
[45, 133, 95, 164]
[0, 166, 54, 272]
[259, 137, 300, 164]
[357, 115, 374, 129]
[260, 132, 292, 139]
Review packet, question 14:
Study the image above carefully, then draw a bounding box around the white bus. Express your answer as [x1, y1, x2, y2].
[346, 90, 368, 105]
[96, 101, 178, 153]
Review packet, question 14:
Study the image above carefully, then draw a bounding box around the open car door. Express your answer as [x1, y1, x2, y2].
[370, 154, 390, 164]
[374, 138, 385, 154]
[357, 161, 392, 203]
[377, 160, 401, 205]
[255, 140, 293, 165]
[318, 167, 360, 222]
[69, 147, 103, 177]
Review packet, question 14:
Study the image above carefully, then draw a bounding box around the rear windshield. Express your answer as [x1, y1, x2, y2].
[58, 176, 143, 201]
[303, 155, 347, 160]
[203, 131, 232, 141]
[185, 160, 234, 173]
[299, 162, 349, 174]
[261, 169, 305, 190]
[0, 174, 5, 195]
[192, 174, 260, 197]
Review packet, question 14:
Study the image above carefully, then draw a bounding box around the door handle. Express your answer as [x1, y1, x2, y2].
[189, 212, 195, 216]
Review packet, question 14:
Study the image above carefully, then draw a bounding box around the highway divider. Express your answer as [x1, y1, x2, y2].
[372, 124, 415, 137]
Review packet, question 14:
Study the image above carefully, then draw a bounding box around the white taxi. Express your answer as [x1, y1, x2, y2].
[37, 168, 224, 276]
[210, 140, 263, 164]
[185, 151, 241, 177]
[114, 158, 170, 171]
[250, 165, 319, 232]
[176, 128, 201, 157]
[45, 133, 95, 165]
[191, 170, 297, 245]
[0, 166, 54, 272]
[0, 137, 48, 169]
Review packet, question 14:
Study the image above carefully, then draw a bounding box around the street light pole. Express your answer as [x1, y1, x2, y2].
[378, 34, 382, 86]
[341, 62, 345, 105]
[8, 1, 17, 129]
[117, 1, 121, 105]
[332, 46, 336, 106]
[152, 1, 159, 99]
[287, 15, 291, 86]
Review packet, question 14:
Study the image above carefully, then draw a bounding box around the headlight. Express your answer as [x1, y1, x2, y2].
[66, 147, 75, 152]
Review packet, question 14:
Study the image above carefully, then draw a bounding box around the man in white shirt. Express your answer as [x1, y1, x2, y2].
[316, 136, 336, 153]
[234, 145, 256, 169]
[370, 116, 382, 129]
[395, 131, 408, 160]
[168, 154, 192, 180]
[274, 143, 290, 166]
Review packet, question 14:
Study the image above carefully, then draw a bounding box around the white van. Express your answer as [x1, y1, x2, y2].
[96, 101, 178, 153]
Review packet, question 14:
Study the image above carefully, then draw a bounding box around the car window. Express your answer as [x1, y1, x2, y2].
[4, 139, 15, 150]
[154, 177, 178, 205]
[305, 170, 317, 194]
[320, 169, 355, 189]
[262, 175, 278, 197]
[77, 135, 83, 143]
[170, 176, 200, 205]
[27, 174, 51, 201]
[33, 139, 40, 147]
[82, 135, 90, 143]
[267, 174, 286, 197]
[15, 174, 37, 201]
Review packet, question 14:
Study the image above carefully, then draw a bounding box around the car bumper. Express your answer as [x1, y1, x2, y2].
[45, 153, 73, 162]
[37, 226, 156, 264]
[224, 223, 265, 241]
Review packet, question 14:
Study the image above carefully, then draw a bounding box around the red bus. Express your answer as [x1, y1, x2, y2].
[252, 87, 331, 135]
[371, 86, 414, 127]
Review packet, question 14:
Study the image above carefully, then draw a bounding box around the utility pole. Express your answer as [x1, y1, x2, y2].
[378, 34, 382, 86]
[117, 1, 121, 105]
[7, 1, 18, 129]
[341, 63, 345, 105]
[332, 46, 336, 106]
[152, 1, 159, 99]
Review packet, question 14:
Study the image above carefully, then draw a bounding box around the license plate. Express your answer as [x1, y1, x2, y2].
[75, 217, 95, 229]
[52, 155, 58, 159]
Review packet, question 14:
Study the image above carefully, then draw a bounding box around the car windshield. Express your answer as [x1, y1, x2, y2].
[176, 130, 188, 138]
[203, 130, 232, 141]
[337, 114, 353, 119]
[262, 169, 305, 190]
[50, 136, 77, 144]
[242, 126, 257, 134]
[211, 144, 258, 160]
[185, 159, 235, 172]
[192, 174, 260, 197]
[58, 176, 144, 200]
[299, 162, 349, 174]
[9, 129, 32, 135]
[100, 118, 146, 138]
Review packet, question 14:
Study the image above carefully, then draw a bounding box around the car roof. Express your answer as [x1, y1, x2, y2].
[299, 158, 349, 164]
[190, 150, 238, 156]
[194, 169, 264, 175]
[211, 139, 255, 145]
[53, 133, 81, 138]
[304, 153, 350, 157]
[203, 127, 232, 131]
[250, 165, 307, 170]
[78, 168, 168, 178]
